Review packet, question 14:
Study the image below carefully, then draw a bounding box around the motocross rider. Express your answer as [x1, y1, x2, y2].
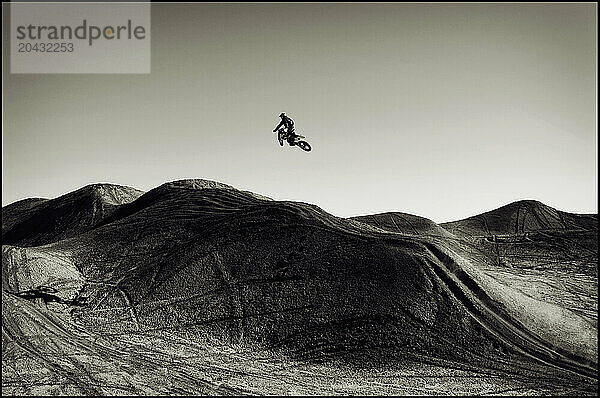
[273, 113, 296, 146]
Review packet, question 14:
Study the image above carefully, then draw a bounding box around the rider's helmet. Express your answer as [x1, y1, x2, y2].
[279, 112, 285, 118]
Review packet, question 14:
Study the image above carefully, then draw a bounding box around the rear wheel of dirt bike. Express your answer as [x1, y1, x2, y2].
[297, 141, 311, 152]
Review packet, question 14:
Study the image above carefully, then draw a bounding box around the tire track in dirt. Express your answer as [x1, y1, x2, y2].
[422, 243, 597, 381]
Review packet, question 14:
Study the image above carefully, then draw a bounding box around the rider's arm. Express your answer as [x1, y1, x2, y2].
[273, 121, 284, 132]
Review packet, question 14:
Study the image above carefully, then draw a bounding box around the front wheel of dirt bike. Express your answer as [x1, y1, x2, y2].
[297, 141, 311, 152]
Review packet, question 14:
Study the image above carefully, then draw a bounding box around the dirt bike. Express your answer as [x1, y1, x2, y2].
[275, 129, 312, 152]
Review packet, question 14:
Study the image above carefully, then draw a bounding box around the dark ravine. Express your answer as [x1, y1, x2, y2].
[2, 179, 597, 395]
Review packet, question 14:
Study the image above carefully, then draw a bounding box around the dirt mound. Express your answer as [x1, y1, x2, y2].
[2, 184, 144, 247]
[2, 198, 48, 234]
[351, 212, 453, 237]
[53, 186, 597, 371]
[441, 200, 598, 236]
[2, 183, 597, 394]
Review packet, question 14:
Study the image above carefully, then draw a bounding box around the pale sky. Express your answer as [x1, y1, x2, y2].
[2, 3, 597, 222]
